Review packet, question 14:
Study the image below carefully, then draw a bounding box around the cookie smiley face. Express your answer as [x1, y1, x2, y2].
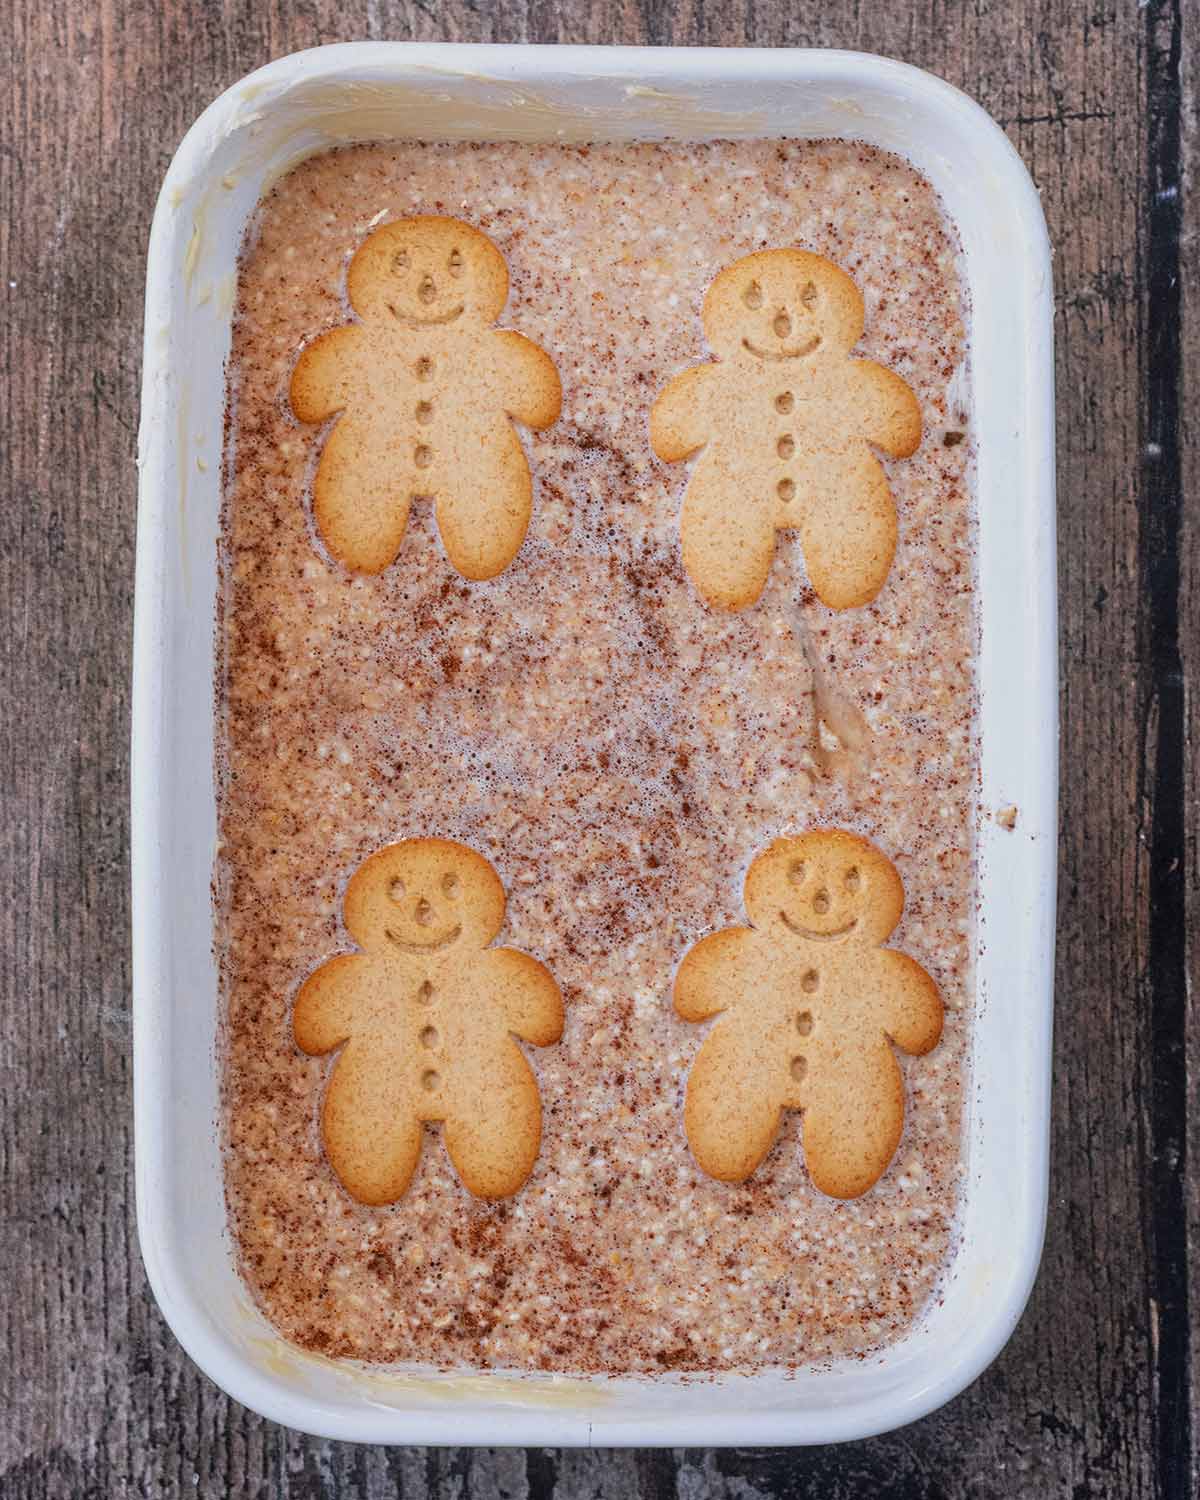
[701, 249, 865, 367]
[744, 830, 904, 948]
[345, 216, 509, 329]
[343, 838, 505, 955]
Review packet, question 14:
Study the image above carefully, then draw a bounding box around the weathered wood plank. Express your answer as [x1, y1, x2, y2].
[1173, 0, 1200, 1489]
[1140, 6, 1192, 1497]
[0, 0, 1190, 1495]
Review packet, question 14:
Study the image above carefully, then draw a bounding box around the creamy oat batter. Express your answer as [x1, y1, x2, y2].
[218, 139, 974, 1373]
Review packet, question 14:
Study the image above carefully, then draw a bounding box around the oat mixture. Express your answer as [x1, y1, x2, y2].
[218, 139, 975, 1373]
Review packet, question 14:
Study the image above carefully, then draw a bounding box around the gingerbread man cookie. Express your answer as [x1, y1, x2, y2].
[290, 216, 562, 581]
[674, 830, 942, 1199]
[294, 839, 563, 1204]
[650, 249, 922, 612]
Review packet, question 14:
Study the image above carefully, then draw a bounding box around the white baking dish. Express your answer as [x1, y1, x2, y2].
[133, 42, 1055, 1445]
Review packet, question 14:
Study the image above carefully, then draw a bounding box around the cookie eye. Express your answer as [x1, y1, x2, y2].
[844, 866, 862, 892]
[743, 280, 763, 310]
[448, 248, 463, 277]
[788, 860, 806, 885]
[388, 878, 406, 902]
[441, 872, 459, 897]
[391, 249, 410, 272]
[801, 280, 818, 308]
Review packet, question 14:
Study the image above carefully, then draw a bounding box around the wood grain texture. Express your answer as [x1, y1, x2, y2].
[0, 0, 1193, 1496]
[1182, 3, 1200, 1493]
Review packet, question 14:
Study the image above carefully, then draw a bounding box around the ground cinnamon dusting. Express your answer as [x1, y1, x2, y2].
[218, 139, 975, 1373]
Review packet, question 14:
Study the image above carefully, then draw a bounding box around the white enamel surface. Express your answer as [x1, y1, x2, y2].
[133, 43, 1056, 1446]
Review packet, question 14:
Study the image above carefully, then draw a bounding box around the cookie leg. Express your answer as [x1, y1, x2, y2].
[801, 1055, 904, 1200]
[313, 417, 413, 574]
[442, 1046, 542, 1198]
[434, 423, 532, 581]
[680, 462, 776, 611]
[322, 1058, 423, 1206]
[799, 456, 897, 610]
[683, 1030, 782, 1182]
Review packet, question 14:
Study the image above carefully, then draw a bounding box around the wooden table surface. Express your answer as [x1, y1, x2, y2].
[2, 1, 1195, 1496]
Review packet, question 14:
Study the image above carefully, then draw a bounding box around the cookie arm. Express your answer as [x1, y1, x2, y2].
[491, 330, 563, 430]
[852, 359, 922, 458]
[875, 949, 943, 1056]
[674, 926, 754, 1022]
[485, 947, 564, 1047]
[293, 952, 366, 1055]
[289, 324, 366, 425]
[650, 364, 715, 462]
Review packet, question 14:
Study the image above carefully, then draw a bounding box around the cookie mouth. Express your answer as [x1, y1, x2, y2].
[385, 924, 462, 953]
[779, 912, 858, 942]
[387, 303, 465, 326]
[742, 334, 822, 361]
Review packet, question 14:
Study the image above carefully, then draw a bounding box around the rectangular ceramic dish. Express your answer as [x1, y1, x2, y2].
[133, 42, 1056, 1445]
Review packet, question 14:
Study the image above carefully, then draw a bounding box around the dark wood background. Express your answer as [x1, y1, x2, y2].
[2, 0, 1195, 1496]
